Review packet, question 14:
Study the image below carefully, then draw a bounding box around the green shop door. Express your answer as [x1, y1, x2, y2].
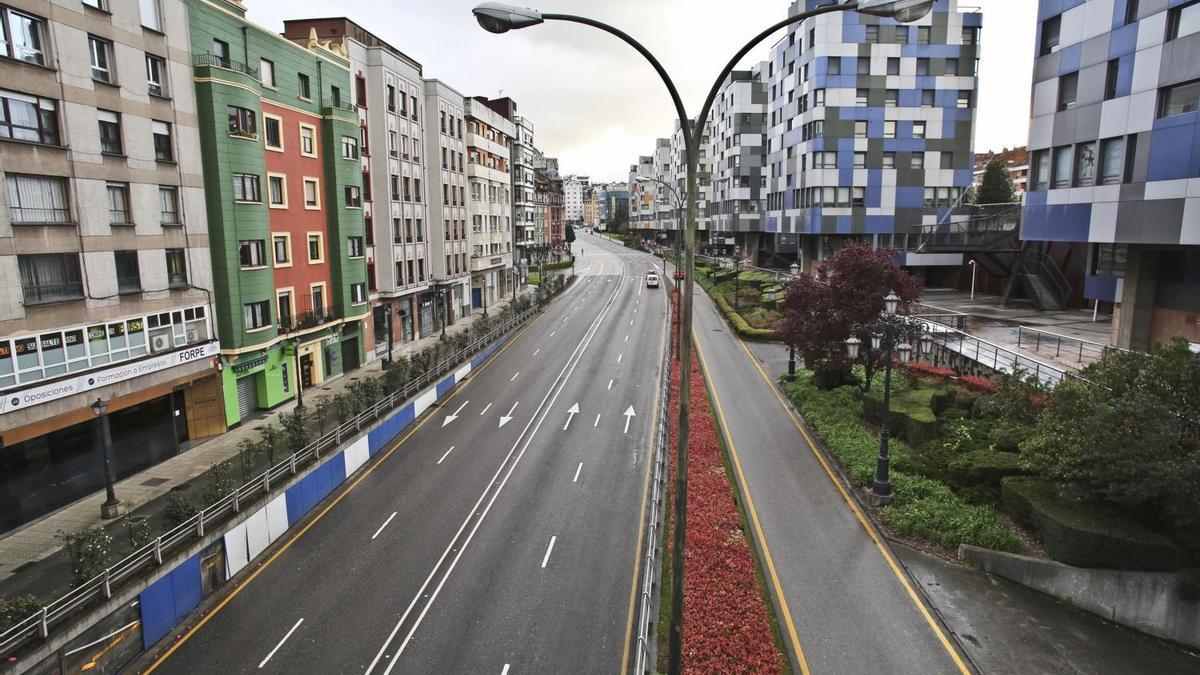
[340, 337, 360, 373]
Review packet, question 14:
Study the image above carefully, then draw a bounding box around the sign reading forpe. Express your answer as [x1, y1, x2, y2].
[0, 341, 219, 415]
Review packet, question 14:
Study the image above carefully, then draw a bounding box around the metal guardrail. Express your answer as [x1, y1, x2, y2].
[1016, 325, 1124, 364]
[0, 307, 542, 658]
[191, 53, 258, 79]
[912, 302, 969, 330]
[633, 312, 672, 675]
[919, 319, 1072, 386]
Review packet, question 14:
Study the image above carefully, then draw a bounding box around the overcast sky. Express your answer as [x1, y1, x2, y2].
[247, 0, 1036, 182]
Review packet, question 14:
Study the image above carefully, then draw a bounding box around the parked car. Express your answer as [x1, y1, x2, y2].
[646, 272, 660, 288]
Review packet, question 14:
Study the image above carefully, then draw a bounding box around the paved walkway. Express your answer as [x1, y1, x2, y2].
[0, 291, 532, 587]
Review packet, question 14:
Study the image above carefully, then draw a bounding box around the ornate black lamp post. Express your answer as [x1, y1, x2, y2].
[91, 399, 122, 519]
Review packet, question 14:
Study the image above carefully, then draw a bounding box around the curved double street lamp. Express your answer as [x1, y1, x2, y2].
[472, 2, 936, 672]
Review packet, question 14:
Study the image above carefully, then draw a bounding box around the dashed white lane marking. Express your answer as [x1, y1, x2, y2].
[617, 354, 623, 363]
[541, 536, 557, 569]
[437, 446, 455, 465]
[258, 618, 304, 669]
[593, 413, 601, 428]
[625, 334, 629, 342]
[608, 379, 613, 390]
[502, 664, 510, 675]
[480, 402, 492, 416]
[550, 331, 556, 337]
[533, 348, 540, 356]
[371, 513, 398, 540]
[511, 372, 520, 382]
[573, 463, 583, 482]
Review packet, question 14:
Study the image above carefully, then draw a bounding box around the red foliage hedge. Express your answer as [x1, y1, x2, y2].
[904, 361, 957, 379]
[959, 375, 999, 393]
[665, 308, 783, 672]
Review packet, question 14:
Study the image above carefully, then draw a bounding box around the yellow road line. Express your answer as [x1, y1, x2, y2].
[620, 258, 670, 675]
[695, 339, 811, 675]
[144, 313, 545, 673]
[732, 336, 971, 675]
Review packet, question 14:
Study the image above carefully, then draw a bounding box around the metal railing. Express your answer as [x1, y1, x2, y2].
[918, 319, 1072, 386]
[916, 203, 1021, 252]
[1022, 250, 1072, 307]
[9, 206, 71, 224]
[0, 306, 543, 658]
[633, 311, 672, 675]
[912, 302, 969, 330]
[191, 53, 258, 79]
[1016, 326, 1124, 364]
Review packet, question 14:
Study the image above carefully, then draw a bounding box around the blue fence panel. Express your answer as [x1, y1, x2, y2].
[139, 553, 201, 650]
[170, 554, 202, 626]
[436, 375, 456, 398]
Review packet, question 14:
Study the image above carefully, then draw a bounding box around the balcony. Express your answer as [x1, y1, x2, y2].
[192, 53, 258, 79]
[278, 298, 344, 335]
[9, 206, 71, 225]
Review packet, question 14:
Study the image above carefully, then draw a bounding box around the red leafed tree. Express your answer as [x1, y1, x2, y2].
[778, 242, 922, 388]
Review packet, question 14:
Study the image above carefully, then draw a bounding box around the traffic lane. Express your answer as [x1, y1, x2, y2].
[148, 271, 628, 674]
[388, 260, 667, 674]
[691, 289, 963, 674]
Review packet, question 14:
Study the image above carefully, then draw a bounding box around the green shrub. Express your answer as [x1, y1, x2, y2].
[1001, 477, 1190, 570]
[0, 595, 42, 632]
[164, 495, 199, 528]
[56, 526, 114, 586]
[949, 449, 1026, 487]
[862, 388, 940, 447]
[884, 496, 1021, 552]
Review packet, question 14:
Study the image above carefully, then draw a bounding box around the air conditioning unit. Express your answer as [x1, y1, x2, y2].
[150, 333, 172, 353]
[186, 325, 208, 343]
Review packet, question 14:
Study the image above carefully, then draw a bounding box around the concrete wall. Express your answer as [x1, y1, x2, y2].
[960, 545, 1200, 650]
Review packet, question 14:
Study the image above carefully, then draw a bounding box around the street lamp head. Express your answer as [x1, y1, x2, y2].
[855, 0, 936, 22]
[870, 332, 883, 352]
[919, 332, 933, 355]
[790, 262, 800, 276]
[472, 2, 544, 34]
[91, 398, 107, 417]
[897, 342, 913, 363]
[845, 335, 862, 359]
[884, 290, 900, 315]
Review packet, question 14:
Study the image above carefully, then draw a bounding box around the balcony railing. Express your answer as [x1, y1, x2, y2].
[22, 281, 84, 305]
[10, 207, 71, 224]
[279, 300, 341, 334]
[191, 53, 258, 79]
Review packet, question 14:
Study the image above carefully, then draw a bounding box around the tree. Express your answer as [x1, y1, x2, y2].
[975, 158, 1016, 205]
[565, 224, 576, 244]
[1019, 338, 1200, 532]
[778, 243, 922, 388]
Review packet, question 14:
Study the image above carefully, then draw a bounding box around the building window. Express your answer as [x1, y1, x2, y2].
[946, 58, 959, 76]
[1052, 145, 1072, 188]
[921, 90, 935, 107]
[146, 54, 167, 96]
[311, 285, 325, 315]
[344, 185, 362, 208]
[1040, 15, 1061, 55]
[297, 72, 311, 99]
[277, 290, 292, 328]
[913, 121, 927, 139]
[853, 152, 866, 168]
[911, 154, 925, 170]
[1099, 137, 1126, 185]
[1074, 142, 1097, 186]
[159, 186, 180, 224]
[882, 152, 896, 169]
[814, 88, 825, 107]
[885, 90, 898, 107]
[1159, 79, 1200, 118]
[303, 178, 319, 208]
[152, 120, 173, 161]
[227, 105, 257, 138]
[887, 57, 900, 75]
[6, 174, 67, 223]
[263, 115, 282, 150]
[211, 38, 229, 67]
[827, 57, 841, 75]
[232, 173, 260, 202]
[243, 301, 270, 331]
[166, 248, 187, 287]
[0, 6, 47, 65]
[0, 88, 59, 145]
[1168, 1, 1200, 40]
[82, 0, 106, 10]
[259, 58, 275, 87]
[1032, 150, 1051, 191]
[1105, 59, 1120, 101]
[106, 182, 130, 223]
[308, 233, 323, 262]
[851, 187, 865, 208]
[97, 109, 121, 154]
[351, 282, 366, 304]
[348, 236, 364, 258]
[88, 35, 114, 84]
[299, 124, 316, 157]
[268, 174, 285, 207]
[856, 88, 868, 106]
[19, 253, 82, 304]
[865, 25, 878, 43]
[918, 26, 931, 45]
[962, 27, 979, 46]
[273, 235, 290, 265]
[330, 85, 341, 107]
[386, 85, 396, 111]
[957, 90, 972, 109]
[938, 151, 953, 170]
[239, 239, 267, 268]
[1057, 73, 1078, 111]
[341, 135, 358, 159]
[115, 251, 140, 294]
[883, 121, 896, 139]
[140, 0, 161, 31]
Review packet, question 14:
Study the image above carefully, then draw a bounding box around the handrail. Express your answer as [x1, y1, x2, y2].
[191, 53, 258, 79]
[1016, 325, 1124, 364]
[1026, 251, 1071, 304]
[0, 300, 554, 658]
[917, 318, 1075, 387]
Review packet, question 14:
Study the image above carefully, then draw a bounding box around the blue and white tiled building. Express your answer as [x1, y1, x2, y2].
[1024, 0, 1200, 349]
[762, 0, 982, 273]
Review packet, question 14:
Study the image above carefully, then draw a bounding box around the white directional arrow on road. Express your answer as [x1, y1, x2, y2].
[499, 401, 519, 428]
[563, 403, 580, 431]
[442, 400, 469, 427]
[623, 406, 636, 434]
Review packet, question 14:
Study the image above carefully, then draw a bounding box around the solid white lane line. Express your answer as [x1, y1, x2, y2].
[541, 536, 557, 569]
[608, 379, 613, 390]
[258, 618, 303, 669]
[502, 666, 510, 675]
[593, 413, 601, 428]
[625, 335, 629, 342]
[573, 463, 583, 482]
[437, 446, 455, 465]
[510, 371, 520, 382]
[480, 402, 492, 416]
[533, 348, 540, 356]
[630, 319, 634, 326]
[371, 513, 398, 540]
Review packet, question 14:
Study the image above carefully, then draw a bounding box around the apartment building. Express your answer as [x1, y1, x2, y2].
[1024, 0, 1200, 349]
[512, 114, 537, 265]
[282, 18, 444, 347]
[628, 155, 655, 236]
[973, 146, 1029, 197]
[764, 0, 981, 273]
[187, 0, 367, 427]
[709, 64, 770, 257]
[0, 0, 219, 532]
[423, 79, 472, 326]
[465, 96, 515, 309]
[563, 174, 588, 225]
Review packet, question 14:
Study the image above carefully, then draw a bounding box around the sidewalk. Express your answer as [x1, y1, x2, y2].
[0, 290, 532, 598]
[921, 288, 1114, 370]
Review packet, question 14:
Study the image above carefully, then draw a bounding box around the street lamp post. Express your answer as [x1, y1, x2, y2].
[472, 2, 937, 671]
[91, 399, 121, 519]
[384, 304, 395, 366]
[967, 258, 978, 302]
[292, 337, 305, 410]
[440, 289, 448, 338]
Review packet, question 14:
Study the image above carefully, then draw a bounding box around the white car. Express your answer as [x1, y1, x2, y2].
[646, 272, 660, 288]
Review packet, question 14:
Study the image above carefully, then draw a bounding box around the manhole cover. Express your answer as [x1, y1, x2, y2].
[170, 482, 192, 492]
[141, 477, 169, 487]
